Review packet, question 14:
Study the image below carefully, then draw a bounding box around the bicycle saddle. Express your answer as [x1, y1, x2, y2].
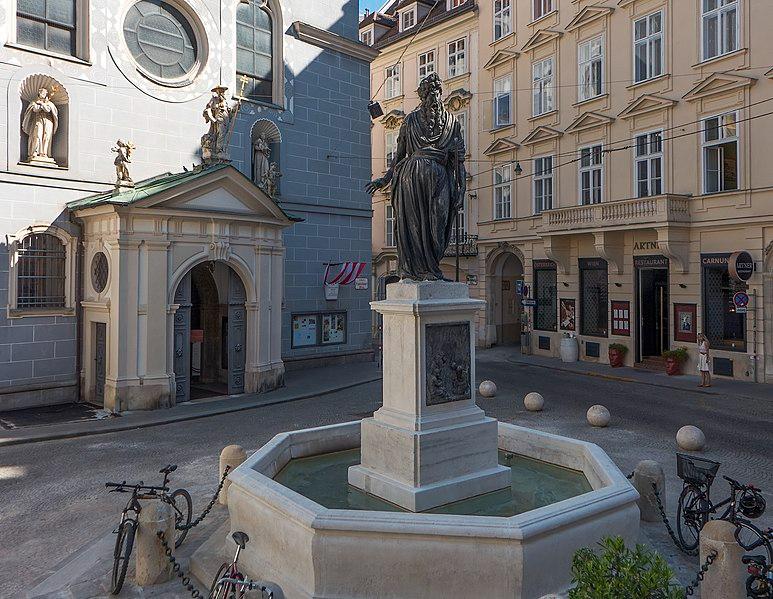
[160, 464, 177, 474]
[232, 531, 249, 549]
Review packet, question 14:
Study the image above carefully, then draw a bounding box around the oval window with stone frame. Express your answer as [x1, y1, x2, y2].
[91, 252, 109, 294]
[123, 0, 200, 86]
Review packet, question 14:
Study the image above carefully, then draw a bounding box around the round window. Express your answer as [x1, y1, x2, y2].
[123, 1, 198, 82]
[91, 252, 109, 294]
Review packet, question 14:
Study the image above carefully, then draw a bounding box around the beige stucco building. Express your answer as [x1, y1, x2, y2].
[363, 0, 773, 384]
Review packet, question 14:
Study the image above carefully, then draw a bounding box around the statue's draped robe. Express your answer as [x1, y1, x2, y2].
[22, 100, 58, 159]
[389, 109, 466, 280]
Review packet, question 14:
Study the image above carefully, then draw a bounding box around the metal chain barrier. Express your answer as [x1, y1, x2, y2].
[178, 466, 231, 531]
[651, 483, 699, 557]
[684, 550, 717, 596]
[157, 530, 205, 599]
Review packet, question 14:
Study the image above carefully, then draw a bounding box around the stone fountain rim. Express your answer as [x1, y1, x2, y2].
[226, 420, 639, 541]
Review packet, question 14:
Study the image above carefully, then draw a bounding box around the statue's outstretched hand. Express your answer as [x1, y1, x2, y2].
[365, 178, 386, 195]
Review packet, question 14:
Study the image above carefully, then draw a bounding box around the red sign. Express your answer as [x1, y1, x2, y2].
[611, 301, 631, 336]
[190, 329, 204, 343]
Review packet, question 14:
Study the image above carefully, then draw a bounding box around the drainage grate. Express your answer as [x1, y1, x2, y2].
[585, 342, 601, 358]
[713, 357, 733, 377]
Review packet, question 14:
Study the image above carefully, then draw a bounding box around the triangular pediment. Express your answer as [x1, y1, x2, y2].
[565, 111, 615, 134]
[617, 0, 636, 7]
[618, 94, 676, 119]
[521, 126, 563, 146]
[484, 49, 520, 70]
[520, 29, 562, 53]
[683, 72, 756, 102]
[381, 109, 406, 130]
[565, 6, 614, 31]
[136, 166, 294, 225]
[483, 137, 520, 156]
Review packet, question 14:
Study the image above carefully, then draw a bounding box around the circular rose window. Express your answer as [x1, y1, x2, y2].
[123, 1, 198, 83]
[91, 252, 109, 293]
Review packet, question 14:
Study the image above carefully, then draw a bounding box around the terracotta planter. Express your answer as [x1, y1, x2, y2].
[609, 349, 625, 368]
[665, 357, 683, 376]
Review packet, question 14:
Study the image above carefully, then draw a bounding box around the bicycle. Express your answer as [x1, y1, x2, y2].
[105, 464, 193, 595]
[675, 453, 767, 553]
[744, 550, 773, 598]
[209, 531, 274, 599]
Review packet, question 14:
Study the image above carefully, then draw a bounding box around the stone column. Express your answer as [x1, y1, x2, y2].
[699, 520, 746, 599]
[349, 281, 510, 512]
[136, 501, 174, 586]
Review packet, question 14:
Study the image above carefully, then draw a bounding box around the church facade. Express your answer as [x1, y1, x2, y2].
[0, 0, 377, 411]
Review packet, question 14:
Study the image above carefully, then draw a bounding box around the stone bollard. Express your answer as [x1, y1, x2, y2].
[136, 501, 174, 586]
[631, 460, 665, 522]
[219, 445, 247, 506]
[699, 520, 746, 599]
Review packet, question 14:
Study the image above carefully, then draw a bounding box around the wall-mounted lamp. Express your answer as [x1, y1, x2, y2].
[614, 282, 622, 288]
[679, 283, 687, 289]
[367, 101, 384, 120]
[562, 282, 570, 287]
[514, 161, 523, 176]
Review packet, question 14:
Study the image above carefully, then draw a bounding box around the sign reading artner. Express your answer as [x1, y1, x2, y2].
[729, 251, 755, 282]
[425, 322, 471, 406]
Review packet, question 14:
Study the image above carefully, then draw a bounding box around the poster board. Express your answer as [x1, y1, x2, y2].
[674, 303, 697, 343]
[560, 298, 576, 331]
[611, 301, 631, 336]
[292, 315, 318, 348]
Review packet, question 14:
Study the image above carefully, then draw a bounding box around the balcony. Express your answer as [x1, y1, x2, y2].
[541, 195, 691, 234]
[444, 234, 479, 257]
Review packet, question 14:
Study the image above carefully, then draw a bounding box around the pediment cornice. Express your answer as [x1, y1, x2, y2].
[683, 72, 756, 102]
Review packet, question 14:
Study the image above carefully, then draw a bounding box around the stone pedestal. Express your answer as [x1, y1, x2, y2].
[136, 501, 174, 586]
[348, 281, 510, 512]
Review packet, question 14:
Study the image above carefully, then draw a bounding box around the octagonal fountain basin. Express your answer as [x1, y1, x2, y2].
[224, 421, 639, 599]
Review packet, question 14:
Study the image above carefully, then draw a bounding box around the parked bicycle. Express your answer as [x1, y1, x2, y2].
[209, 531, 273, 599]
[105, 464, 192, 595]
[675, 453, 767, 553]
[745, 552, 773, 598]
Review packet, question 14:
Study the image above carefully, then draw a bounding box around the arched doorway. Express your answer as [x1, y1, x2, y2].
[173, 261, 247, 402]
[488, 252, 524, 346]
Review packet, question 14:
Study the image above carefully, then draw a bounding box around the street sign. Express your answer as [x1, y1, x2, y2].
[733, 291, 750, 309]
[355, 277, 368, 290]
[522, 298, 537, 307]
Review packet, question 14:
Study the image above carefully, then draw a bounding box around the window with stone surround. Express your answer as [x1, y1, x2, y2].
[494, 164, 512, 220]
[385, 64, 401, 99]
[533, 0, 553, 21]
[385, 130, 398, 168]
[578, 35, 604, 102]
[634, 11, 663, 83]
[236, 0, 274, 103]
[418, 50, 436, 80]
[702, 0, 738, 61]
[579, 144, 603, 205]
[16, 0, 77, 57]
[532, 56, 554, 116]
[447, 38, 467, 78]
[703, 111, 738, 193]
[360, 29, 373, 46]
[635, 131, 663, 197]
[493, 75, 512, 128]
[494, 0, 512, 40]
[400, 6, 416, 32]
[385, 204, 395, 247]
[533, 155, 553, 213]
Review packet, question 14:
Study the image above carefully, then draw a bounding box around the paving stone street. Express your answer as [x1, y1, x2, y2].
[1, 350, 771, 597]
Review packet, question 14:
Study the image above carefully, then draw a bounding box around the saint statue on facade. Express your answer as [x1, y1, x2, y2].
[253, 136, 271, 183]
[112, 139, 136, 188]
[201, 86, 238, 163]
[366, 73, 466, 281]
[22, 87, 59, 166]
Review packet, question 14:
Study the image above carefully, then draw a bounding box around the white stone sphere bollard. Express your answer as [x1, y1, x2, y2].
[219, 444, 247, 505]
[676, 425, 706, 451]
[524, 392, 544, 412]
[587, 405, 611, 427]
[478, 380, 497, 398]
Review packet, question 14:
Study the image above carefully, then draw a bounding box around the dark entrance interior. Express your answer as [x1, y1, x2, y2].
[190, 264, 228, 399]
[638, 267, 669, 361]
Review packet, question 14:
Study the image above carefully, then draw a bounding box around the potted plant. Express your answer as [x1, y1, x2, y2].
[608, 343, 628, 368]
[569, 536, 684, 599]
[662, 347, 689, 376]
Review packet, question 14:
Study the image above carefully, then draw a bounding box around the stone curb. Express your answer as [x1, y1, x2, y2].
[0, 375, 382, 447]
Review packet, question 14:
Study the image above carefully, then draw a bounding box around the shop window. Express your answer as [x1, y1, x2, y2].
[534, 262, 557, 331]
[580, 258, 608, 337]
[702, 255, 746, 352]
[291, 312, 347, 348]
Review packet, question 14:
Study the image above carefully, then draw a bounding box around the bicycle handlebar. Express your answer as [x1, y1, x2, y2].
[723, 475, 745, 489]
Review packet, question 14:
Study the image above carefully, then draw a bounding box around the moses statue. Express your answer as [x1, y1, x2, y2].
[22, 87, 59, 164]
[366, 73, 466, 281]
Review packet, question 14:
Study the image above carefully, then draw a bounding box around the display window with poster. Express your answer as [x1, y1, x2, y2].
[291, 312, 347, 348]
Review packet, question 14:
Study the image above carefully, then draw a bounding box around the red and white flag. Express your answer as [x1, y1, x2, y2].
[323, 262, 367, 286]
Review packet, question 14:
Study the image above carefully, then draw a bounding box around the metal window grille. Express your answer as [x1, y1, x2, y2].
[16, 233, 66, 309]
[17, 0, 76, 56]
[580, 263, 608, 337]
[534, 268, 557, 331]
[702, 263, 746, 351]
[236, 0, 274, 103]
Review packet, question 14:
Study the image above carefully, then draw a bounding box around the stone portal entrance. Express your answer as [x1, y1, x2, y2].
[173, 262, 246, 403]
[635, 256, 670, 362]
[487, 251, 524, 345]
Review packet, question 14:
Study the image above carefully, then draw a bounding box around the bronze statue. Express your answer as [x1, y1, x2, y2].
[366, 73, 466, 281]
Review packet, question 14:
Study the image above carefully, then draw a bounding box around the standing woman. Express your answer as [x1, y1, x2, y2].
[697, 333, 712, 387]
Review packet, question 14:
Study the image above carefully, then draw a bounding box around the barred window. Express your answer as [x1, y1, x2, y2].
[534, 265, 557, 331]
[17, 233, 66, 309]
[702, 256, 746, 352]
[17, 0, 76, 56]
[237, 0, 274, 103]
[580, 259, 608, 337]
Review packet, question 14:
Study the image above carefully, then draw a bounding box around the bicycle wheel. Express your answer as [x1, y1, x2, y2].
[209, 563, 232, 599]
[169, 488, 192, 548]
[677, 485, 709, 552]
[110, 519, 136, 595]
[735, 521, 773, 562]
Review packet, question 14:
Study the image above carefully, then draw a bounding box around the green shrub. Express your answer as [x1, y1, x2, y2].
[662, 347, 689, 363]
[569, 536, 684, 599]
[609, 343, 628, 354]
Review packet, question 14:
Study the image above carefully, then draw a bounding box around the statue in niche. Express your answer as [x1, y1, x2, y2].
[365, 73, 466, 281]
[112, 140, 136, 188]
[22, 87, 59, 166]
[261, 162, 282, 197]
[201, 86, 239, 163]
[253, 136, 271, 183]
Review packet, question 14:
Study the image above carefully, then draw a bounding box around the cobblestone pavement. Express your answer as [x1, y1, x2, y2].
[2, 349, 770, 597]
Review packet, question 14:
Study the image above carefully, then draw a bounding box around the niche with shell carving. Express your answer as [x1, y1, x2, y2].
[250, 119, 281, 191]
[19, 74, 70, 168]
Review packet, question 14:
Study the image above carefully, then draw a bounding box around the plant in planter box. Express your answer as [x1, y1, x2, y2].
[608, 343, 628, 368]
[662, 347, 689, 376]
[569, 536, 684, 599]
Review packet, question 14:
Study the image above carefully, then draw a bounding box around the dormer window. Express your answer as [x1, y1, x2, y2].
[360, 29, 373, 46]
[448, 0, 467, 8]
[400, 6, 417, 32]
